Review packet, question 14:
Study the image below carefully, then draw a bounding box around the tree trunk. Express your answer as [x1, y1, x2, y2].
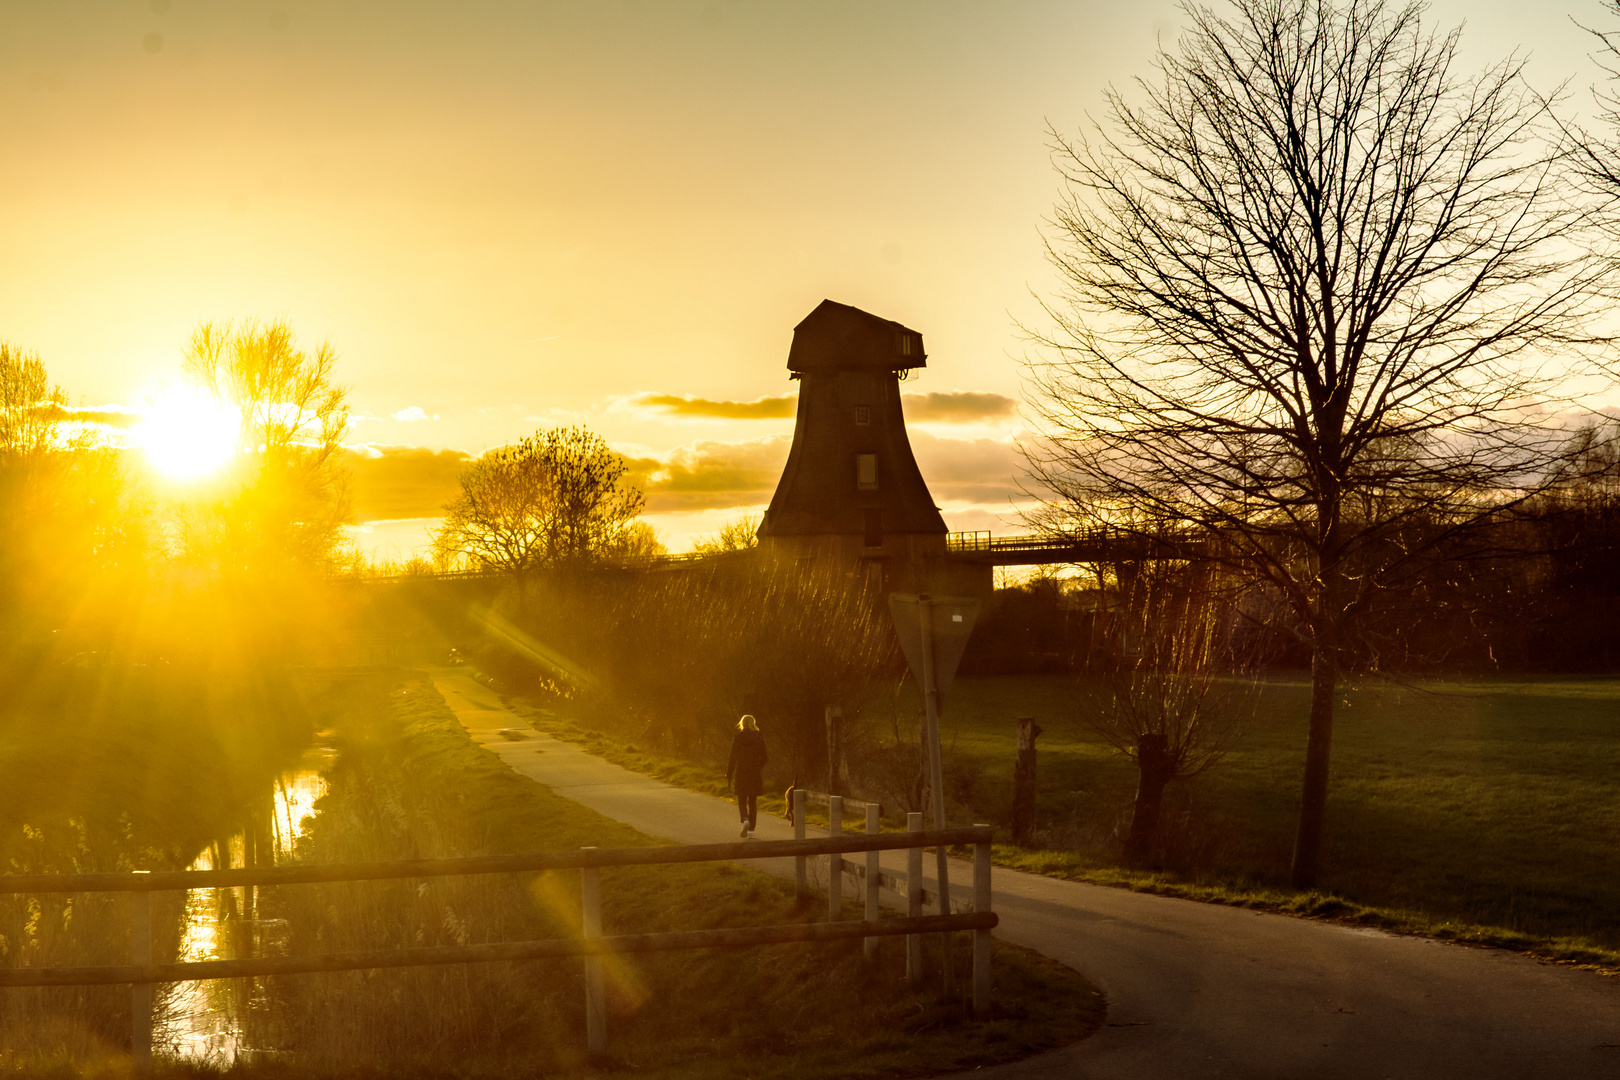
[1011, 716, 1042, 846]
[1289, 645, 1336, 888]
[1123, 732, 1173, 864]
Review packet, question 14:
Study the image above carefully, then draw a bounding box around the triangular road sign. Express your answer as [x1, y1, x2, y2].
[888, 593, 980, 708]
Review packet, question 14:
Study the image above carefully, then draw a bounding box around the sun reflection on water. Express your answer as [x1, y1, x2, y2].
[159, 745, 334, 1063]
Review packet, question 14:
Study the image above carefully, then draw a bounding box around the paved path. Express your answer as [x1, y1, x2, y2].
[432, 670, 1620, 1080]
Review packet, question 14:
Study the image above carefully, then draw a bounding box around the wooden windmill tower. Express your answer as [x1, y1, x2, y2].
[758, 299, 989, 597]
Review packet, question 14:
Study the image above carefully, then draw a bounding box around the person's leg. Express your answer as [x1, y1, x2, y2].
[737, 793, 750, 836]
[745, 793, 758, 831]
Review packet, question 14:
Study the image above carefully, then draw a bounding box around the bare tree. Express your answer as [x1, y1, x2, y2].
[0, 343, 64, 462]
[1, 344, 67, 611]
[0, 345, 149, 630]
[1080, 567, 1250, 864]
[1026, 0, 1612, 886]
[1573, 1, 1620, 199]
[434, 426, 648, 572]
[183, 319, 352, 569]
[692, 513, 761, 554]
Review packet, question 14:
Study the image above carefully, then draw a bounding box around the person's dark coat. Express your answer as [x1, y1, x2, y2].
[727, 728, 768, 799]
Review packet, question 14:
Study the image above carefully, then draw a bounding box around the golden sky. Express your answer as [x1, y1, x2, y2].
[0, 0, 1602, 555]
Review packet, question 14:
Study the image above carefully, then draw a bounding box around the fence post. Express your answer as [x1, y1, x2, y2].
[973, 826, 992, 1017]
[130, 873, 152, 1080]
[828, 796, 842, 921]
[825, 706, 848, 796]
[863, 803, 880, 961]
[906, 812, 923, 988]
[580, 848, 606, 1057]
[793, 788, 807, 902]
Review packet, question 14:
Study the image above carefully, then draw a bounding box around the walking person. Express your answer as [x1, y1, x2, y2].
[727, 714, 768, 838]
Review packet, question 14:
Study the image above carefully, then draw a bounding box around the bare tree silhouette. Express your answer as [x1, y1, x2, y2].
[434, 426, 648, 572]
[1026, 0, 1612, 886]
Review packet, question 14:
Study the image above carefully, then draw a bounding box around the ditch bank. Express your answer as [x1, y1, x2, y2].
[0, 659, 337, 1068]
[199, 672, 1104, 1078]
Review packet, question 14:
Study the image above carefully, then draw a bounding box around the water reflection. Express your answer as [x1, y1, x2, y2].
[159, 743, 334, 1063]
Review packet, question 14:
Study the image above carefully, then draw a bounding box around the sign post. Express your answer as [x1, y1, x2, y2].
[887, 592, 979, 995]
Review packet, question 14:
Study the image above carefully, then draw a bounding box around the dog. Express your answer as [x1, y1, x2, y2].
[783, 778, 799, 825]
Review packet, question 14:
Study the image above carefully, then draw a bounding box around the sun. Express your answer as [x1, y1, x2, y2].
[136, 383, 241, 480]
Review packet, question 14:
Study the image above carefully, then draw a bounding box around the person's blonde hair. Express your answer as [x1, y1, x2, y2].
[738, 714, 758, 732]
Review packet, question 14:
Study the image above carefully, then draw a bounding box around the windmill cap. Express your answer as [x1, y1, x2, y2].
[786, 299, 926, 373]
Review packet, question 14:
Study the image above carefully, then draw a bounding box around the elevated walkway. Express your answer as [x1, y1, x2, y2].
[945, 529, 1207, 566]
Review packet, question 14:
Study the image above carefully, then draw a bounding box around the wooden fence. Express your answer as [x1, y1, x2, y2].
[0, 825, 995, 1074]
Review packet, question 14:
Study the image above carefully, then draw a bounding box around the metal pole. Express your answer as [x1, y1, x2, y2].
[130, 873, 152, 1080]
[916, 594, 955, 994]
[972, 826, 992, 1016]
[793, 788, 807, 902]
[580, 848, 606, 1057]
[828, 796, 842, 922]
[905, 812, 923, 988]
[863, 803, 880, 961]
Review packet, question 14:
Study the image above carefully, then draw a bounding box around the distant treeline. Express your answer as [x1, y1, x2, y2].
[964, 501, 1620, 677]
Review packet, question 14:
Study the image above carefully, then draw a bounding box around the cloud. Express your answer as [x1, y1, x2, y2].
[627, 393, 796, 420]
[343, 424, 1031, 525]
[347, 444, 472, 520]
[392, 406, 438, 422]
[907, 430, 1029, 505]
[622, 389, 1015, 425]
[346, 437, 788, 521]
[36, 402, 141, 427]
[901, 391, 1017, 424]
[616, 428, 1028, 514]
[623, 435, 792, 512]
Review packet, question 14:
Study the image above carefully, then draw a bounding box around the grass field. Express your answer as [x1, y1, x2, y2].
[927, 673, 1620, 963]
[517, 671, 1620, 970]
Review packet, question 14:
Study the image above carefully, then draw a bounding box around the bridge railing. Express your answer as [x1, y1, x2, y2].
[0, 826, 995, 1070]
[946, 526, 1209, 560]
[946, 530, 993, 552]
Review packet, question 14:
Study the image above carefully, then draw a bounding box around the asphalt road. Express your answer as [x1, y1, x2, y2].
[431, 669, 1620, 1080]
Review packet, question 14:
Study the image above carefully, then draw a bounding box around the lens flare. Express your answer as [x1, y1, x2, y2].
[137, 384, 240, 480]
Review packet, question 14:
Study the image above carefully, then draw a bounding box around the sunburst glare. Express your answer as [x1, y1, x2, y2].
[136, 383, 241, 480]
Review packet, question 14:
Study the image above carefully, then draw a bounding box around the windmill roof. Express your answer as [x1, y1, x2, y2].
[786, 299, 927, 372]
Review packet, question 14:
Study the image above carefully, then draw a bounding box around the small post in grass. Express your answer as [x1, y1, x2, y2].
[973, 825, 992, 1016]
[906, 811, 923, 987]
[864, 803, 880, 961]
[130, 872, 152, 1080]
[793, 788, 807, 902]
[1012, 717, 1042, 846]
[828, 796, 843, 921]
[580, 848, 606, 1057]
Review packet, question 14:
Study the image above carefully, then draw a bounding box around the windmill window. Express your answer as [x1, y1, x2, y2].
[864, 509, 883, 548]
[855, 405, 871, 426]
[856, 453, 878, 490]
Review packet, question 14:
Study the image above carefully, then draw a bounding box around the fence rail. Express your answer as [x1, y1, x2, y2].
[0, 827, 986, 894]
[1, 825, 996, 1071]
[0, 912, 993, 989]
[798, 789, 881, 819]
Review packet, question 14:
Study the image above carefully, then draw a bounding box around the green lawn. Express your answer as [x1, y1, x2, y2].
[509, 669, 1620, 969]
[929, 673, 1620, 961]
